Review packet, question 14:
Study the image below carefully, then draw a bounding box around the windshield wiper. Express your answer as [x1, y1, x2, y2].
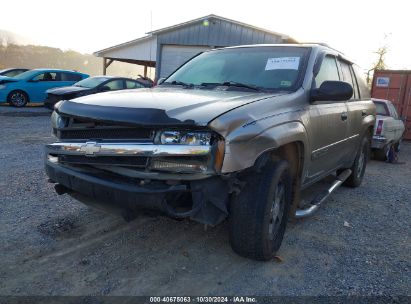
[200, 81, 261, 91]
[164, 80, 194, 87]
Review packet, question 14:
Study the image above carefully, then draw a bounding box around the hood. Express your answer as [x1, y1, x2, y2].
[56, 87, 285, 126]
[47, 86, 91, 95]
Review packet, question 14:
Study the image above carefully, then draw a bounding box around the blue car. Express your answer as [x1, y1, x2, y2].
[0, 69, 89, 107]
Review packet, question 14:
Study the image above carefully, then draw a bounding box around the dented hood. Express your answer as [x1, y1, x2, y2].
[56, 87, 284, 126]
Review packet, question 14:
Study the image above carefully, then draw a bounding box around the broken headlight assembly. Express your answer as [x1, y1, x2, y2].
[151, 130, 225, 173]
[157, 130, 212, 145]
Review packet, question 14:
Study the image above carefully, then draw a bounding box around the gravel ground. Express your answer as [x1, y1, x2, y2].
[0, 105, 410, 296]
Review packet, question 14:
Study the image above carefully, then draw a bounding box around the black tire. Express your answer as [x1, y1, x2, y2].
[374, 142, 391, 161]
[344, 136, 370, 187]
[394, 139, 401, 153]
[7, 90, 29, 107]
[229, 159, 292, 261]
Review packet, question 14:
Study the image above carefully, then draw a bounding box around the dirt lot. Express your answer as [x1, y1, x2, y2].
[0, 105, 410, 296]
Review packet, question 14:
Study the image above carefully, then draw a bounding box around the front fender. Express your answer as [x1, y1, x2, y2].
[221, 121, 309, 173]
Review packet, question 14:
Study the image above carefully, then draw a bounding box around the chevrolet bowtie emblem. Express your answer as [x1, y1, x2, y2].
[80, 142, 101, 156]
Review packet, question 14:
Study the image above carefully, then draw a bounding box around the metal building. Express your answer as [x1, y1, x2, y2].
[93, 14, 296, 80]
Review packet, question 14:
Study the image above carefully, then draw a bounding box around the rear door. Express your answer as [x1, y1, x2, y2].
[339, 59, 364, 159]
[387, 102, 405, 140]
[306, 55, 349, 180]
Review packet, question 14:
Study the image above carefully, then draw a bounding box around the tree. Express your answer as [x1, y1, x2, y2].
[367, 45, 388, 86]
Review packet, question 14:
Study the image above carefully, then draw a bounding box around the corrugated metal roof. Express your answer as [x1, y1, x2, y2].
[147, 14, 296, 42]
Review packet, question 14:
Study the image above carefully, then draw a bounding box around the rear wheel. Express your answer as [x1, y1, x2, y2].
[343, 135, 369, 187]
[8, 90, 28, 107]
[229, 159, 292, 261]
[374, 142, 392, 161]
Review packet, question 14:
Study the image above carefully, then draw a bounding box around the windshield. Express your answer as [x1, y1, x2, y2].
[75, 77, 110, 88]
[165, 46, 310, 91]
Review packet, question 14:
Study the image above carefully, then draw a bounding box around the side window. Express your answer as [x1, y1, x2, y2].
[105, 80, 124, 91]
[126, 80, 144, 89]
[352, 65, 370, 99]
[61, 72, 82, 81]
[338, 60, 359, 100]
[374, 102, 389, 116]
[33, 72, 58, 81]
[314, 55, 340, 88]
[389, 103, 399, 119]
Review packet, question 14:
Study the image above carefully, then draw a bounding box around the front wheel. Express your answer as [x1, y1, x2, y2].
[229, 159, 292, 261]
[343, 135, 370, 187]
[8, 90, 28, 107]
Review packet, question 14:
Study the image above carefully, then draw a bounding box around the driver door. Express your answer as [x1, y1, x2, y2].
[306, 55, 349, 182]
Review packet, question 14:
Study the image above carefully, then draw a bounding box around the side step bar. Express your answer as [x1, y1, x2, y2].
[295, 169, 352, 219]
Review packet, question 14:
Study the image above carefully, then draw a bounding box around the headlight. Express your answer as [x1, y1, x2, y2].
[51, 111, 68, 129]
[0, 84, 6, 90]
[158, 130, 212, 145]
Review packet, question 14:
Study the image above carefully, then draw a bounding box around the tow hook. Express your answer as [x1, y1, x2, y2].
[54, 184, 71, 195]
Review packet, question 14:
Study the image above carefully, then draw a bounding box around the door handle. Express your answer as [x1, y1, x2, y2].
[341, 112, 348, 121]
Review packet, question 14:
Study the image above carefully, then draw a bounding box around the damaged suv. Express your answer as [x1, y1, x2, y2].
[45, 44, 375, 260]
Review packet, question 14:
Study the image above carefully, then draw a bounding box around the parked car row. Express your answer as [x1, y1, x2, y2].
[0, 68, 152, 108]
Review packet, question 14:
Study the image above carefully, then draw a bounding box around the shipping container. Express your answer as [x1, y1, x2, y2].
[371, 70, 411, 140]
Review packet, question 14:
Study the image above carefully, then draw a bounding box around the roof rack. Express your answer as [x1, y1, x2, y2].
[302, 42, 344, 54]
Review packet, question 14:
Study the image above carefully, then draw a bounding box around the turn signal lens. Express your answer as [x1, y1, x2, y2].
[214, 140, 225, 172]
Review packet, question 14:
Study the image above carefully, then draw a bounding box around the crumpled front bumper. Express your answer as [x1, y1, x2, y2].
[45, 141, 229, 225]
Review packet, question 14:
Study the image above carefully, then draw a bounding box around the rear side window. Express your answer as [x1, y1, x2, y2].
[314, 56, 340, 88]
[33, 72, 58, 81]
[126, 80, 144, 89]
[61, 72, 82, 81]
[374, 102, 389, 116]
[388, 103, 399, 119]
[352, 65, 370, 99]
[105, 80, 124, 90]
[339, 60, 359, 100]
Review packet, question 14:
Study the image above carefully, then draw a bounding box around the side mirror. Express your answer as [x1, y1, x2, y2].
[99, 85, 110, 92]
[157, 77, 166, 85]
[311, 81, 353, 103]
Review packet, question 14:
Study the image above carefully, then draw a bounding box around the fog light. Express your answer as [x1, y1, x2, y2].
[151, 159, 207, 173]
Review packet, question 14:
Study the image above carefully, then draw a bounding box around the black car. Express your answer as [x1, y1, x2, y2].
[0, 68, 29, 77]
[44, 76, 151, 109]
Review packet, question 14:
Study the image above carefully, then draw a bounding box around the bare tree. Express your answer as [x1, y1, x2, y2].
[367, 34, 391, 86]
[367, 46, 389, 86]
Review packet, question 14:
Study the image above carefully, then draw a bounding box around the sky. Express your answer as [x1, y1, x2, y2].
[1, 0, 410, 71]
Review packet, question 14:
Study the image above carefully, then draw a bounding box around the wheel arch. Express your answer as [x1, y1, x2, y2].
[7, 89, 30, 103]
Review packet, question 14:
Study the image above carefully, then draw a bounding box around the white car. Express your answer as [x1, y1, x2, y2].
[371, 98, 405, 160]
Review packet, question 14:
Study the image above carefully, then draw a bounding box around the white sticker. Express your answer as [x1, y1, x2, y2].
[265, 57, 300, 70]
[376, 77, 390, 87]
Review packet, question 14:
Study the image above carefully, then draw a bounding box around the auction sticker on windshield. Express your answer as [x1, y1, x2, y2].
[265, 57, 300, 70]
